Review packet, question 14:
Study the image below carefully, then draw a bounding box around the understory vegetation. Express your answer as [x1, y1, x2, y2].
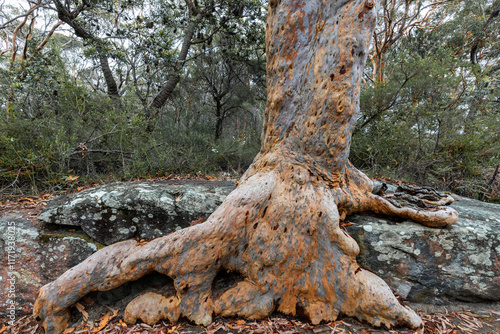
[1, 0, 499, 202]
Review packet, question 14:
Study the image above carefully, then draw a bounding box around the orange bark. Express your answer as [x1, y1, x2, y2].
[34, 1, 457, 333]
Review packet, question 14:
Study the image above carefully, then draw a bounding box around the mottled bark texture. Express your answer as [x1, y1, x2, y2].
[34, 1, 458, 333]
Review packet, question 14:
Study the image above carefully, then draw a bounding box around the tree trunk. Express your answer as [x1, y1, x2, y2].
[148, 19, 196, 111]
[34, 1, 458, 333]
[53, 0, 120, 101]
[470, 0, 500, 65]
[98, 50, 120, 100]
[215, 99, 223, 140]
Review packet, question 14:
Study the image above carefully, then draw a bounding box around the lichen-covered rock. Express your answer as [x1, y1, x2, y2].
[38, 180, 235, 245]
[346, 195, 500, 304]
[37, 180, 500, 304]
[0, 213, 99, 316]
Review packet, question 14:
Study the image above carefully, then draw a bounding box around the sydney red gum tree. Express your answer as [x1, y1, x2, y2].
[34, 1, 458, 333]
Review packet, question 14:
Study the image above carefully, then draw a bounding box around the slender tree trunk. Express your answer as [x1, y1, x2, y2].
[34, 2, 458, 333]
[215, 117, 223, 140]
[98, 50, 120, 100]
[148, 19, 196, 111]
[6, 2, 34, 111]
[215, 99, 223, 140]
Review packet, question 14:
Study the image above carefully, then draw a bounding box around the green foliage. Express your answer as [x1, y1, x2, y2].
[1, 0, 498, 203]
[0, 0, 265, 196]
[0, 45, 261, 195]
[352, 0, 500, 202]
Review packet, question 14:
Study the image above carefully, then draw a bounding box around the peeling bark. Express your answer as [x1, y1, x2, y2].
[34, 1, 458, 333]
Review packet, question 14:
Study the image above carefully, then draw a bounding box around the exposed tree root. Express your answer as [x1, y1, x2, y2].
[332, 162, 457, 228]
[34, 163, 456, 333]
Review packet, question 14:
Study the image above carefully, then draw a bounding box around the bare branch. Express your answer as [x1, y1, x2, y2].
[10, 2, 35, 64]
[0, 1, 46, 30]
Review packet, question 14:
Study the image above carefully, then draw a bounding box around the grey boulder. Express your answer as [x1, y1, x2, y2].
[38, 180, 235, 245]
[36, 180, 500, 305]
[346, 195, 500, 304]
[0, 213, 98, 316]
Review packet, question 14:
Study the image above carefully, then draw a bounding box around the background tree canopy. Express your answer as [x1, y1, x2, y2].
[0, 0, 498, 202]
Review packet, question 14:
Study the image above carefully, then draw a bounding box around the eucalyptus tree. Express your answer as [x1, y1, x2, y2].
[49, 0, 122, 99]
[35, 1, 458, 333]
[144, 0, 266, 118]
[42, 0, 265, 110]
[0, 0, 65, 110]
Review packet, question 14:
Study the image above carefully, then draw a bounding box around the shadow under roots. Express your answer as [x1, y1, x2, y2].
[67, 270, 247, 326]
[69, 272, 176, 325]
[211, 270, 245, 300]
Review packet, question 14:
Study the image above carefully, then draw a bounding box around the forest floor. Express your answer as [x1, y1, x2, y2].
[1, 175, 499, 334]
[1, 306, 499, 334]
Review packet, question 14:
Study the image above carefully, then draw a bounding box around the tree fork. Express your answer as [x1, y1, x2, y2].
[34, 1, 457, 333]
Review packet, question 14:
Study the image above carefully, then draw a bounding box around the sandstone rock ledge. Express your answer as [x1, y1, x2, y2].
[1, 180, 499, 317]
[0, 213, 99, 315]
[346, 195, 500, 304]
[37, 180, 235, 245]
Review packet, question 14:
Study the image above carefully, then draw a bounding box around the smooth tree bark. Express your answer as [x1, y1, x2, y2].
[34, 1, 458, 333]
[4, 0, 62, 110]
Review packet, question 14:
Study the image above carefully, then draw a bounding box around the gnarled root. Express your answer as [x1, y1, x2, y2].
[367, 193, 457, 228]
[34, 166, 435, 333]
[333, 162, 458, 228]
[391, 183, 454, 206]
